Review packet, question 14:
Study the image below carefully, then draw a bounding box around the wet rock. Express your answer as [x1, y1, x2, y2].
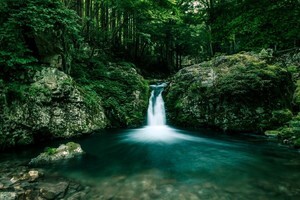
[66, 191, 87, 200]
[27, 170, 40, 181]
[0, 160, 89, 200]
[29, 142, 84, 165]
[0, 192, 17, 200]
[10, 177, 19, 184]
[39, 181, 69, 199]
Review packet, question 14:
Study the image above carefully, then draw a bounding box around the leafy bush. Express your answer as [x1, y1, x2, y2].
[72, 61, 149, 127]
[266, 113, 300, 148]
[6, 82, 30, 104]
[270, 109, 293, 126]
[44, 147, 56, 155]
[0, 0, 81, 73]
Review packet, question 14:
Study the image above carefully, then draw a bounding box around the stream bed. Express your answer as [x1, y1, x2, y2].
[1, 126, 300, 199]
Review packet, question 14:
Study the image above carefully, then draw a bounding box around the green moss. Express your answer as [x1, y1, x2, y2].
[294, 138, 300, 148]
[72, 61, 149, 128]
[266, 113, 300, 148]
[293, 80, 300, 106]
[28, 84, 51, 97]
[287, 65, 298, 73]
[79, 85, 102, 108]
[265, 130, 280, 136]
[6, 82, 30, 104]
[271, 109, 293, 126]
[66, 142, 79, 151]
[44, 147, 57, 155]
[165, 53, 294, 132]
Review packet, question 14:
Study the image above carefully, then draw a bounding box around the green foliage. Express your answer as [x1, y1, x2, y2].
[66, 142, 79, 151]
[6, 82, 30, 104]
[265, 130, 280, 137]
[72, 60, 149, 127]
[293, 80, 300, 107]
[0, 0, 81, 74]
[210, 0, 299, 53]
[44, 147, 56, 155]
[28, 84, 51, 98]
[270, 109, 293, 126]
[165, 53, 294, 131]
[266, 113, 300, 148]
[214, 55, 292, 107]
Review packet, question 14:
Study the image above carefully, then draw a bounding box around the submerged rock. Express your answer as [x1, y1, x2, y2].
[165, 52, 293, 132]
[29, 142, 84, 165]
[39, 181, 69, 199]
[0, 160, 89, 200]
[0, 192, 16, 200]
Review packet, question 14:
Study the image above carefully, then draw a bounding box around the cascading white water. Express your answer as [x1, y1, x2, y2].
[147, 83, 167, 126]
[122, 83, 200, 143]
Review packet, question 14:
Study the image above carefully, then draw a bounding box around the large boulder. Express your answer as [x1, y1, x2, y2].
[0, 68, 107, 148]
[165, 52, 294, 132]
[29, 142, 84, 165]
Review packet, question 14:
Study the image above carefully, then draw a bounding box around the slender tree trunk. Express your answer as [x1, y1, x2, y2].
[208, 25, 214, 57]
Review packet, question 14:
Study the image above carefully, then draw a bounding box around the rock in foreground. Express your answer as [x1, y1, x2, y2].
[29, 142, 84, 165]
[0, 160, 89, 200]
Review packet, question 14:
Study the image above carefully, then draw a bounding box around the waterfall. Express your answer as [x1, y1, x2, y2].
[147, 83, 167, 126]
[123, 82, 198, 143]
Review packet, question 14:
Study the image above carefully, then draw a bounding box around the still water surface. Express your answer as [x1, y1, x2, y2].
[3, 126, 300, 199]
[54, 126, 300, 199]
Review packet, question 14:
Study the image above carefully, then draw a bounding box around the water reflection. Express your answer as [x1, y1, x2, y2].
[2, 126, 300, 200]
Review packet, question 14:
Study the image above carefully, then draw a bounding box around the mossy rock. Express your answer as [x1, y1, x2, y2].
[266, 113, 300, 148]
[265, 130, 280, 137]
[0, 68, 107, 149]
[72, 61, 149, 128]
[165, 52, 294, 132]
[270, 109, 293, 126]
[29, 142, 84, 165]
[66, 142, 80, 151]
[44, 147, 57, 155]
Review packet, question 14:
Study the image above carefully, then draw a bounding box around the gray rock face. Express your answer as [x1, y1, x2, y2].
[0, 68, 107, 148]
[29, 142, 84, 165]
[165, 53, 293, 132]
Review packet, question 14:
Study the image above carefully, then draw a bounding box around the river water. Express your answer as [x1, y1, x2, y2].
[14, 126, 299, 199]
[1, 126, 300, 199]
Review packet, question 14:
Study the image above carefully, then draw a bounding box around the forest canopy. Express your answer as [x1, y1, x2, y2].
[0, 0, 299, 75]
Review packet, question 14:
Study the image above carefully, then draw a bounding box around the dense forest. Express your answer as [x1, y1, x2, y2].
[1, 1, 300, 199]
[1, 0, 299, 76]
[0, 0, 300, 147]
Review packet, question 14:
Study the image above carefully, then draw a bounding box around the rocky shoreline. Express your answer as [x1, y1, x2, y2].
[0, 159, 90, 200]
[0, 142, 90, 200]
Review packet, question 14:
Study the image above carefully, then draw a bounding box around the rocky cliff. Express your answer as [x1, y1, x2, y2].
[165, 52, 294, 132]
[0, 67, 107, 149]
